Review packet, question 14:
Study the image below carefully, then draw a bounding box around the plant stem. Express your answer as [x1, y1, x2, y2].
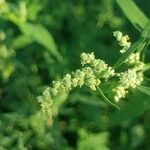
[96, 86, 120, 110]
[142, 64, 150, 73]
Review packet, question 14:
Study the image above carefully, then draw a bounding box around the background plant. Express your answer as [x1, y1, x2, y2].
[0, 0, 150, 149]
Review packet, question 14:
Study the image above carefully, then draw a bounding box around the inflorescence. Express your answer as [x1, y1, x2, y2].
[113, 31, 144, 102]
[37, 31, 145, 117]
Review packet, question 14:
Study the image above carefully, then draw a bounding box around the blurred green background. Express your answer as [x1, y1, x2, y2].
[0, 0, 150, 149]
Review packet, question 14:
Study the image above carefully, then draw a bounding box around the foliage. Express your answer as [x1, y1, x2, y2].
[0, 0, 150, 149]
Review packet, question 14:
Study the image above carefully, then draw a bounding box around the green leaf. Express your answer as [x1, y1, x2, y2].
[96, 86, 120, 110]
[137, 85, 150, 96]
[142, 21, 150, 39]
[116, 0, 149, 32]
[110, 92, 150, 126]
[19, 23, 62, 60]
[113, 37, 146, 69]
[78, 129, 109, 150]
[142, 64, 150, 72]
[12, 35, 33, 49]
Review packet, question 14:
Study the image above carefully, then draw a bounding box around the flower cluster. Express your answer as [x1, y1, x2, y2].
[38, 52, 114, 117]
[126, 52, 140, 64]
[37, 87, 53, 118]
[113, 70, 143, 102]
[113, 31, 145, 102]
[50, 52, 115, 95]
[119, 69, 143, 89]
[113, 31, 131, 53]
[51, 67, 101, 93]
[126, 52, 145, 71]
[80, 52, 114, 78]
[38, 31, 146, 117]
[113, 86, 128, 102]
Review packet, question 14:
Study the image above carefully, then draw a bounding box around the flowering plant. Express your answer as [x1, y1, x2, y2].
[38, 31, 150, 118]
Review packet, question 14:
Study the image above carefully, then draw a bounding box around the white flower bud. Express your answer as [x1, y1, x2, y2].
[113, 86, 128, 102]
[120, 69, 143, 89]
[126, 53, 140, 64]
[37, 87, 53, 117]
[113, 31, 131, 53]
[134, 62, 145, 71]
[103, 67, 115, 78]
[113, 31, 122, 41]
[80, 52, 95, 66]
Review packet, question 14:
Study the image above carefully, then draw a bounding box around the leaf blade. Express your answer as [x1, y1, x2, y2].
[96, 86, 120, 110]
[137, 85, 150, 96]
[19, 23, 62, 60]
[113, 37, 146, 69]
[116, 0, 149, 32]
[12, 35, 33, 49]
[110, 92, 150, 126]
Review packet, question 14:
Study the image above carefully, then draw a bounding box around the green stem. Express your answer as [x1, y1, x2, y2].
[96, 86, 120, 110]
[142, 64, 150, 72]
[136, 38, 147, 53]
